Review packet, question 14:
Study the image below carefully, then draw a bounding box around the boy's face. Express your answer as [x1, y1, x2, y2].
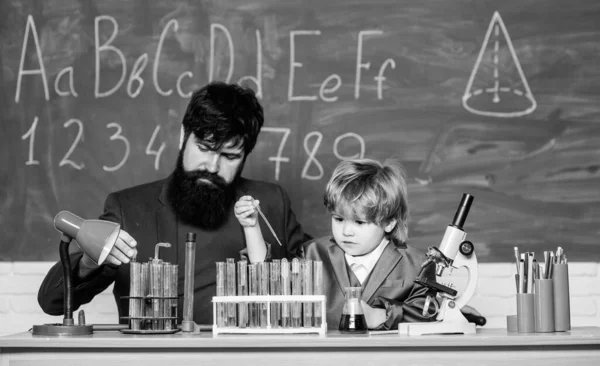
[330, 210, 396, 257]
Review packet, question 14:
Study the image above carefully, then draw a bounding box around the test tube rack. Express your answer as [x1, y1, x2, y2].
[120, 243, 180, 334]
[212, 295, 327, 335]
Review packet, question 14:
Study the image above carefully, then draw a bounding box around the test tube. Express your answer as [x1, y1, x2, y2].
[313, 261, 323, 327]
[237, 260, 248, 328]
[226, 258, 237, 327]
[162, 264, 171, 330]
[248, 263, 259, 328]
[129, 262, 142, 331]
[258, 262, 270, 328]
[150, 261, 164, 330]
[141, 262, 150, 330]
[291, 258, 302, 328]
[270, 260, 281, 328]
[302, 260, 313, 327]
[280, 258, 290, 328]
[162, 263, 172, 330]
[171, 263, 178, 330]
[182, 233, 196, 332]
[216, 262, 226, 328]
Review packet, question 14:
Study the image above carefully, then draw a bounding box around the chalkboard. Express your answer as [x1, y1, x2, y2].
[1, 0, 599, 262]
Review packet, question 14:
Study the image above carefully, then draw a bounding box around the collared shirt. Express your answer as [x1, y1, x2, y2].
[344, 238, 390, 284]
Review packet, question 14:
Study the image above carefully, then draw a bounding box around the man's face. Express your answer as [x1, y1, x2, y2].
[182, 134, 246, 185]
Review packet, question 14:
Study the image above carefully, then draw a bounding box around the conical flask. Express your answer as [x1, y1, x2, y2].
[339, 287, 368, 333]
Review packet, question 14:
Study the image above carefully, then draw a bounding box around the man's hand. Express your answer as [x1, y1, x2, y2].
[235, 195, 260, 228]
[78, 229, 137, 278]
[360, 300, 386, 329]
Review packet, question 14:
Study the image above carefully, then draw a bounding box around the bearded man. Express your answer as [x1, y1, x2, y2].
[38, 82, 310, 325]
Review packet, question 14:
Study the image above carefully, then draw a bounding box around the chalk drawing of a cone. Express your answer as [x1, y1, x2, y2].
[462, 12, 537, 118]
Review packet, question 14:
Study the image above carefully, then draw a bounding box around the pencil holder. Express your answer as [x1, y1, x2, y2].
[506, 314, 518, 333]
[516, 293, 535, 333]
[552, 263, 571, 331]
[534, 279, 554, 332]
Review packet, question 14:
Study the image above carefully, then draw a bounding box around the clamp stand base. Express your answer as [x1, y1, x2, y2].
[32, 324, 93, 336]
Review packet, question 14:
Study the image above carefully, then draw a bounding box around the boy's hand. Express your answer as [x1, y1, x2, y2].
[235, 195, 260, 228]
[361, 300, 386, 329]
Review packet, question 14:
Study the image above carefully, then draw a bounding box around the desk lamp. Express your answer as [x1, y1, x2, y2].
[32, 211, 121, 336]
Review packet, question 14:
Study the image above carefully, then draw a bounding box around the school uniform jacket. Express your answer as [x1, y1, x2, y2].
[38, 175, 310, 325]
[301, 236, 436, 330]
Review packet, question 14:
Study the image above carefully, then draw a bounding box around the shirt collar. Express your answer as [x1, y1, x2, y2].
[344, 237, 390, 274]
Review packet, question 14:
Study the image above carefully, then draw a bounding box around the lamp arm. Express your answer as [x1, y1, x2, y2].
[59, 235, 75, 325]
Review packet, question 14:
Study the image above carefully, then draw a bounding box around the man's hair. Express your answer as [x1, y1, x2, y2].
[323, 158, 409, 242]
[181, 82, 264, 155]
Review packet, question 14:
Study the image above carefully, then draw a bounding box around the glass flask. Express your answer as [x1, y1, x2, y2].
[339, 286, 368, 334]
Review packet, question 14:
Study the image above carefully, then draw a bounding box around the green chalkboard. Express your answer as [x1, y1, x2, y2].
[1, 0, 599, 262]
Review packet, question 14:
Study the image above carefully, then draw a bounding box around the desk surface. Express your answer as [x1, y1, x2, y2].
[2, 327, 600, 349]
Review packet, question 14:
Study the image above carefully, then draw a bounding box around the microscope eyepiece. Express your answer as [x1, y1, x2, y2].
[451, 193, 474, 230]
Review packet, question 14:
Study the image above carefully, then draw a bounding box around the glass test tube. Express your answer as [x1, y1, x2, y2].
[163, 263, 173, 330]
[313, 261, 324, 327]
[258, 262, 270, 328]
[270, 260, 281, 328]
[291, 258, 302, 328]
[129, 262, 142, 330]
[182, 233, 196, 331]
[150, 261, 164, 330]
[165, 264, 178, 330]
[302, 260, 313, 327]
[280, 258, 291, 328]
[237, 260, 248, 328]
[226, 258, 237, 327]
[216, 262, 226, 328]
[142, 262, 150, 330]
[248, 263, 259, 328]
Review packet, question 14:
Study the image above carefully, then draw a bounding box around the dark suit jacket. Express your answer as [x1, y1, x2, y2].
[301, 237, 435, 330]
[38, 175, 310, 325]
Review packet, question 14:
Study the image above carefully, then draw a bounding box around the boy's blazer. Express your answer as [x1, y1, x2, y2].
[301, 236, 436, 330]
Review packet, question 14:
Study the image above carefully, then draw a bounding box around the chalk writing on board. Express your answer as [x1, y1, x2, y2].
[15, 15, 394, 103]
[59, 119, 85, 170]
[262, 127, 291, 182]
[146, 126, 167, 171]
[19, 114, 364, 181]
[21, 116, 39, 166]
[462, 11, 537, 118]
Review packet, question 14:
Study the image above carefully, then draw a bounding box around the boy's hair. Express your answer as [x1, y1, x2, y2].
[181, 82, 264, 155]
[324, 158, 409, 242]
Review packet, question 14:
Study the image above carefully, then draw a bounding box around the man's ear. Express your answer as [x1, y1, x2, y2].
[384, 219, 398, 234]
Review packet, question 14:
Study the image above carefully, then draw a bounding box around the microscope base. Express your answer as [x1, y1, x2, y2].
[398, 321, 476, 336]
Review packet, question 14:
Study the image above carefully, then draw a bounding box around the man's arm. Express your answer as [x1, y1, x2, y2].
[37, 192, 136, 315]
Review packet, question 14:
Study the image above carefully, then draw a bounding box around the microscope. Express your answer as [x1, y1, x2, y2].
[399, 193, 478, 336]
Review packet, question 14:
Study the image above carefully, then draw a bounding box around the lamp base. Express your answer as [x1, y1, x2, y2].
[32, 324, 93, 336]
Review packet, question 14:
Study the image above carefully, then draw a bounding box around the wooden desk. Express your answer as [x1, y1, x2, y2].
[2, 327, 600, 366]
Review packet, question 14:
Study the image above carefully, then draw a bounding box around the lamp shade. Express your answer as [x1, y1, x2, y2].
[54, 211, 121, 265]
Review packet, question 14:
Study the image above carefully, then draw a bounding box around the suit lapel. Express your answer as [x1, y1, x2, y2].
[327, 241, 351, 293]
[362, 241, 403, 302]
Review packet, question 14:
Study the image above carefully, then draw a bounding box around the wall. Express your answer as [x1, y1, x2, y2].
[1, 261, 599, 336]
[3, 0, 600, 263]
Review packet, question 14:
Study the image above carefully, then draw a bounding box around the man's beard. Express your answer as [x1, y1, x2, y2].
[167, 156, 239, 230]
